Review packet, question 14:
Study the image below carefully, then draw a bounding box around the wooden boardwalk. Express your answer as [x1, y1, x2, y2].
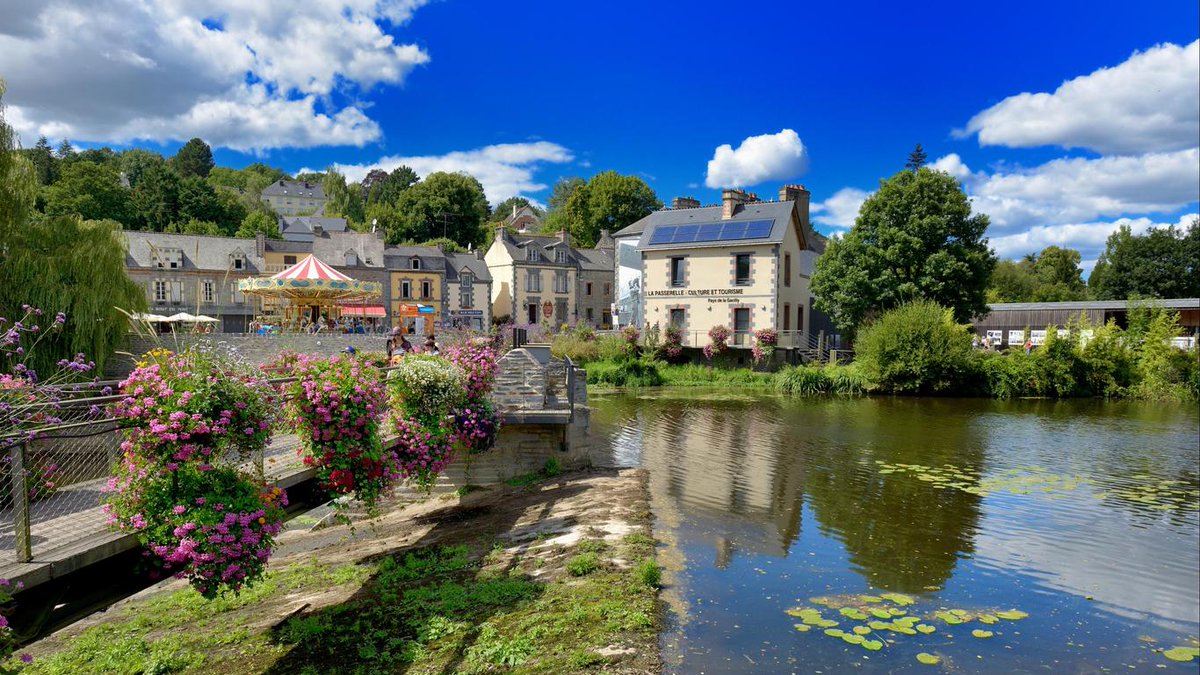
[0, 434, 313, 590]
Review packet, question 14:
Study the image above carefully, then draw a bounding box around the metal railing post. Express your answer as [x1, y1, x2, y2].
[9, 441, 32, 562]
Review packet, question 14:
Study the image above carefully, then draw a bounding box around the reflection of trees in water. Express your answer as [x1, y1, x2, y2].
[790, 398, 987, 593]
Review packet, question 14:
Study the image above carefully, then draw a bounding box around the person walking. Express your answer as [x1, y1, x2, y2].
[1024, 338, 1033, 355]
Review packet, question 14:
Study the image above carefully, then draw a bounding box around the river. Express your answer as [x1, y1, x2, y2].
[589, 391, 1200, 674]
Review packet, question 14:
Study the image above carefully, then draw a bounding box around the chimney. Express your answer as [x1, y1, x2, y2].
[672, 196, 701, 209]
[721, 189, 750, 219]
[495, 221, 511, 243]
[512, 204, 518, 219]
[255, 232, 265, 258]
[311, 223, 323, 236]
[559, 228, 570, 248]
[779, 184, 811, 224]
[475, 248, 485, 260]
[596, 229, 615, 250]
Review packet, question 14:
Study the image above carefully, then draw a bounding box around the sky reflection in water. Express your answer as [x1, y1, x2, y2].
[590, 392, 1200, 674]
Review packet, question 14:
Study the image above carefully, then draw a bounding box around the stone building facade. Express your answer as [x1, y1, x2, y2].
[484, 227, 615, 328]
[261, 180, 327, 216]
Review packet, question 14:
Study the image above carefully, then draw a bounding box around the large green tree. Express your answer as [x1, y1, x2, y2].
[322, 168, 366, 224]
[118, 148, 168, 188]
[811, 166, 996, 334]
[129, 163, 180, 231]
[987, 245, 1087, 303]
[559, 171, 660, 247]
[42, 160, 132, 222]
[26, 135, 57, 185]
[0, 84, 145, 375]
[170, 137, 215, 178]
[384, 171, 490, 246]
[1089, 220, 1200, 299]
[235, 211, 281, 239]
[366, 165, 419, 207]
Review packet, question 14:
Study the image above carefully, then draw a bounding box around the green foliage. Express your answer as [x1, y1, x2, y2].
[491, 196, 543, 222]
[988, 247, 1088, 302]
[657, 363, 775, 387]
[379, 171, 490, 247]
[321, 167, 365, 224]
[824, 362, 869, 396]
[543, 457, 561, 478]
[26, 135, 57, 185]
[43, 160, 131, 222]
[165, 218, 223, 236]
[635, 558, 661, 588]
[1089, 220, 1200, 299]
[1076, 319, 1135, 397]
[235, 210, 280, 239]
[170, 138, 215, 178]
[365, 165, 419, 206]
[811, 167, 996, 335]
[129, 162, 180, 230]
[586, 359, 664, 387]
[566, 552, 601, 576]
[1131, 307, 1195, 400]
[854, 300, 976, 394]
[777, 365, 831, 396]
[558, 171, 661, 247]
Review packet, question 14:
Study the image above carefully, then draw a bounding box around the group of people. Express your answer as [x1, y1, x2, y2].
[972, 334, 1037, 354]
[386, 327, 439, 364]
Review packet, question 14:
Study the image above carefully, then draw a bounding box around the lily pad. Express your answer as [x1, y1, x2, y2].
[868, 620, 891, 630]
[862, 639, 884, 651]
[916, 652, 940, 665]
[840, 608, 868, 620]
[880, 592, 915, 606]
[995, 610, 1029, 621]
[978, 614, 998, 624]
[811, 597, 832, 607]
[1162, 647, 1199, 662]
[972, 629, 994, 639]
[935, 611, 963, 625]
[888, 608, 907, 616]
[853, 626, 872, 635]
[824, 628, 845, 638]
[916, 624, 937, 634]
[870, 608, 893, 619]
[860, 595, 883, 603]
[842, 634, 865, 645]
[793, 624, 811, 632]
[949, 609, 968, 617]
[816, 619, 839, 628]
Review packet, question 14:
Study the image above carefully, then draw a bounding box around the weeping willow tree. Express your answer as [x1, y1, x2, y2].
[0, 81, 146, 376]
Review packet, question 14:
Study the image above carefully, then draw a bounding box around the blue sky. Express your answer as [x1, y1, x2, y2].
[2, 0, 1197, 271]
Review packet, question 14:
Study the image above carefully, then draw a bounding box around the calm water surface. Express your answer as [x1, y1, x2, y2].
[589, 391, 1200, 674]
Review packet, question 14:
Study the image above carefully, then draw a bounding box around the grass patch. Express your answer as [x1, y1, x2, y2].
[566, 552, 601, 577]
[505, 458, 563, 488]
[635, 559, 661, 588]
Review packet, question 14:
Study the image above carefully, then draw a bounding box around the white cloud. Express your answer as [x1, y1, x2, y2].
[811, 187, 870, 230]
[704, 129, 808, 189]
[930, 153, 973, 179]
[959, 40, 1200, 154]
[957, 149, 1200, 232]
[326, 141, 574, 205]
[989, 214, 1197, 265]
[0, 0, 430, 151]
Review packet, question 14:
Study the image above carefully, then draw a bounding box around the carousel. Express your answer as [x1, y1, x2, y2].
[238, 255, 383, 332]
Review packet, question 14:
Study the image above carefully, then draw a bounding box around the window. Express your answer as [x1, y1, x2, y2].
[784, 253, 791, 287]
[586, 282, 593, 296]
[734, 254, 751, 285]
[586, 308, 594, 322]
[170, 281, 183, 303]
[345, 251, 358, 266]
[231, 283, 245, 304]
[603, 282, 611, 296]
[525, 247, 539, 262]
[421, 280, 432, 299]
[156, 248, 182, 269]
[797, 305, 804, 333]
[734, 307, 751, 344]
[284, 255, 297, 265]
[153, 280, 167, 302]
[555, 270, 568, 294]
[230, 253, 245, 271]
[783, 303, 791, 331]
[202, 281, 215, 304]
[555, 249, 567, 263]
[411, 257, 421, 270]
[460, 285, 474, 309]
[669, 308, 686, 329]
[670, 257, 685, 286]
[461, 272, 473, 287]
[526, 270, 541, 292]
[401, 280, 411, 299]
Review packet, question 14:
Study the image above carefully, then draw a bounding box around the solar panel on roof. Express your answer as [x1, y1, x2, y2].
[649, 219, 775, 245]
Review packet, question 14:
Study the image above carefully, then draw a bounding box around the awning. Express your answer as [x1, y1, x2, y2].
[397, 304, 436, 316]
[340, 305, 387, 318]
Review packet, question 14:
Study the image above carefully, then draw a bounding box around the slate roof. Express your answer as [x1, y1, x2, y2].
[123, 231, 264, 272]
[384, 246, 448, 273]
[279, 216, 348, 242]
[264, 239, 311, 253]
[576, 247, 613, 272]
[261, 180, 326, 199]
[614, 199, 826, 253]
[443, 252, 492, 283]
[988, 299, 1200, 312]
[498, 233, 577, 265]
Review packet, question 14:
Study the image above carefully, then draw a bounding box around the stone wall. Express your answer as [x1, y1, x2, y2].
[111, 333, 391, 375]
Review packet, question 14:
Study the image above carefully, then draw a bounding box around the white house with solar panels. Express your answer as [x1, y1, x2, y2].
[612, 185, 831, 353]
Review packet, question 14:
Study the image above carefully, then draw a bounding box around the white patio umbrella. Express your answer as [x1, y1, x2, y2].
[164, 312, 198, 322]
[131, 313, 170, 322]
[194, 315, 219, 323]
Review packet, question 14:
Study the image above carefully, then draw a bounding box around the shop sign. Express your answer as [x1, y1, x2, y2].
[646, 288, 745, 298]
[450, 310, 484, 316]
[542, 301, 553, 317]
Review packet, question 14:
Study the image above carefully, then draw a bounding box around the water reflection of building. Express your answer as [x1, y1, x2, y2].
[636, 401, 805, 565]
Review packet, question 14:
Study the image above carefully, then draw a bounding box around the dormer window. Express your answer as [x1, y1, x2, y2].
[410, 257, 421, 270]
[555, 249, 567, 264]
[229, 251, 246, 271]
[345, 250, 358, 266]
[526, 247, 539, 262]
[155, 248, 183, 269]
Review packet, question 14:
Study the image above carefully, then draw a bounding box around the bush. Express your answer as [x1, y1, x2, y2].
[1077, 320, 1135, 397]
[854, 300, 974, 394]
[566, 552, 600, 576]
[824, 362, 869, 396]
[636, 558, 661, 587]
[657, 363, 774, 387]
[586, 359, 664, 387]
[1133, 309, 1197, 401]
[550, 333, 599, 363]
[386, 355, 465, 420]
[776, 365, 831, 396]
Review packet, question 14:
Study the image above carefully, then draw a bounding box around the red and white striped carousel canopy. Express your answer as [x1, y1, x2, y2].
[270, 255, 353, 282]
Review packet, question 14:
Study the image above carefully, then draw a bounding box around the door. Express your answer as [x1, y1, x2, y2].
[527, 303, 538, 325]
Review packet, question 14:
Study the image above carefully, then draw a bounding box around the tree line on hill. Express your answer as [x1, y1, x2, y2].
[812, 146, 1199, 338]
[18, 132, 664, 250]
